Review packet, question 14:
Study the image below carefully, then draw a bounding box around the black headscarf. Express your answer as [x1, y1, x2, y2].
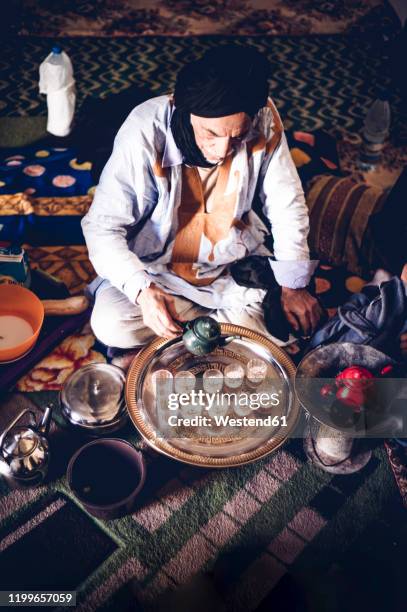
[170, 45, 271, 168]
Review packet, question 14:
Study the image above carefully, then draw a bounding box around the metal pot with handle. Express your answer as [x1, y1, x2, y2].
[0, 406, 52, 488]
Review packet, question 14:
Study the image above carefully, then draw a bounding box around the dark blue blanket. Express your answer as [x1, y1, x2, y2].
[309, 277, 407, 359]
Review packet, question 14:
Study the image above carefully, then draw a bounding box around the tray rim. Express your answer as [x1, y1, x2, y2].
[125, 324, 299, 468]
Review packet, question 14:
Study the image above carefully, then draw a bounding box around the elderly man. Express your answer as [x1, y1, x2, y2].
[82, 45, 323, 349]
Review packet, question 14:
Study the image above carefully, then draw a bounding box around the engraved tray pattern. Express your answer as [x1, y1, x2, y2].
[125, 324, 300, 467]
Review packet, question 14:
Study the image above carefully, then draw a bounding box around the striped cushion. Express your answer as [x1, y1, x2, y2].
[306, 175, 387, 278]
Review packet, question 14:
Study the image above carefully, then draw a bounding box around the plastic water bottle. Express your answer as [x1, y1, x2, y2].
[359, 97, 391, 171]
[39, 46, 76, 137]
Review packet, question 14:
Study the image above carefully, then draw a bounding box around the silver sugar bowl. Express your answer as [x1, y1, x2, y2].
[60, 364, 128, 435]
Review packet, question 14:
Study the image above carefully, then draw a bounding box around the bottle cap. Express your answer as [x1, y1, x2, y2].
[52, 46, 62, 54]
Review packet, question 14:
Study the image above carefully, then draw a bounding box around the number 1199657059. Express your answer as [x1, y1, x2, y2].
[1, 592, 76, 607]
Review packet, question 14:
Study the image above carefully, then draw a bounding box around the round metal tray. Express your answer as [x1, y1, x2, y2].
[125, 324, 299, 467]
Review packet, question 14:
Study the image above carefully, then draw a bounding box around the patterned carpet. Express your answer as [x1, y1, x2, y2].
[0, 392, 404, 612]
[26, 245, 94, 296]
[1, 35, 405, 141]
[14, 0, 398, 37]
[1, 171, 406, 611]
[1, 31, 406, 612]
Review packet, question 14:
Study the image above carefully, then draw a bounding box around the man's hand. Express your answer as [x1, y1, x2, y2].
[281, 287, 324, 337]
[137, 284, 183, 339]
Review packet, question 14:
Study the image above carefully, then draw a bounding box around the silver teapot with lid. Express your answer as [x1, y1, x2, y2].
[0, 406, 52, 488]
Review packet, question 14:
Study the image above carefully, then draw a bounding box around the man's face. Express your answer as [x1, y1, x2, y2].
[190, 112, 252, 165]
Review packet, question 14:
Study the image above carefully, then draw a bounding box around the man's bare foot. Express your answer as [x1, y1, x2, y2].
[285, 341, 301, 355]
[401, 263, 407, 283]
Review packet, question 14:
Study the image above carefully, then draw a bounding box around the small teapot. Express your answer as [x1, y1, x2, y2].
[0, 406, 52, 488]
[181, 316, 239, 356]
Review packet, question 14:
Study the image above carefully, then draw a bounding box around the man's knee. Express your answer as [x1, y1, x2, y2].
[90, 296, 150, 348]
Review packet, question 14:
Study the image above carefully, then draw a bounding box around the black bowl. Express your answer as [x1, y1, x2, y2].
[67, 438, 146, 520]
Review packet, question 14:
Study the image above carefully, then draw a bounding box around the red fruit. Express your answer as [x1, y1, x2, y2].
[336, 385, 365, 409]
[336, 366, 374, 390]
[320, 383, 334, 397]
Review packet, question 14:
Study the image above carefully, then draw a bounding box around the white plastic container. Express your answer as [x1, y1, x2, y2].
[39, 46, 76, 137]
[359, 97, 391, 170]
[363, 98, 391, 145]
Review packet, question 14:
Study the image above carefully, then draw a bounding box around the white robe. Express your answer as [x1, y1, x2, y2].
[82, 94, 317, 309]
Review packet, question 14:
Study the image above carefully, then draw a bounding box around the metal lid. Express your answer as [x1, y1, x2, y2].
[61, 364, 126, 428]
[194, 316, 221, 341]
[3, 429, 38, 458]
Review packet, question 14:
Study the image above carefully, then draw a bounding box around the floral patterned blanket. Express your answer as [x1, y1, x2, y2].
[18, 0, 396, 37]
